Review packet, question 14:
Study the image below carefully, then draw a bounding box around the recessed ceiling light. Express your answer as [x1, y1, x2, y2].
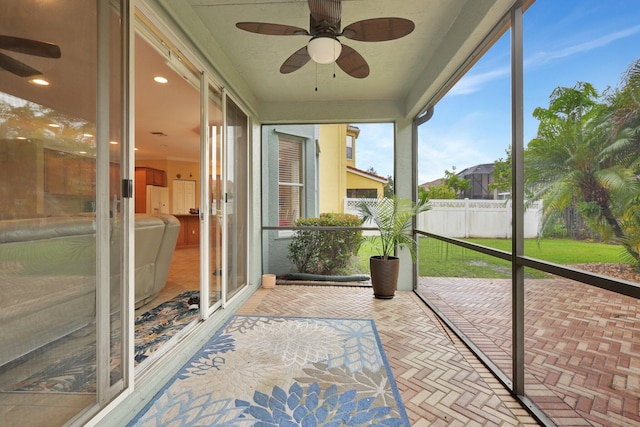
[109, 141, 119, 145]
[153, 76, 168, 84]
[16, 136, 27, 140]
[30, 78, 50, 86]
[48, 123, 60, 128]
[83, 133, 93, 138]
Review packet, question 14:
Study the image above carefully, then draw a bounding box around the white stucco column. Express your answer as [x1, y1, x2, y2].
[394, 116, 415, 291]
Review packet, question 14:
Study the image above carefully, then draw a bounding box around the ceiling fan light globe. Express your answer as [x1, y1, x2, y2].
[307, 37, 342, 64]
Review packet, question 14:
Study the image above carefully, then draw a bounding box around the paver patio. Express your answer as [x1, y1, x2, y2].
[418, 276, 640, 427]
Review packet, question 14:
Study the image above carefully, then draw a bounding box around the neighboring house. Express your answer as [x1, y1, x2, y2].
[419, 178, 444, 192]
[346, 165, 387, 199]
[420, 164, 499, 200]
[318, 124, 387, 213]
[458, 163, 497, 200]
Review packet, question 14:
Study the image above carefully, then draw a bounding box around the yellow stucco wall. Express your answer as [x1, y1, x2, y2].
[346, 172, 385, 198]
[318, 124, 347, 213]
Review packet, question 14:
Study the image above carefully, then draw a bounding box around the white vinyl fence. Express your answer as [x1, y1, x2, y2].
[344, 198, 542, 239]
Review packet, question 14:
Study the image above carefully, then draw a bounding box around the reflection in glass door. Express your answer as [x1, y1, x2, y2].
[0, 0, 126, 424]
[106, 0, 126, 399]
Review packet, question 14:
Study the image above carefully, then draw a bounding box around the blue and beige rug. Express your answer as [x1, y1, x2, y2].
[129, 315, 410, 427]
[4, 291, 199, 393]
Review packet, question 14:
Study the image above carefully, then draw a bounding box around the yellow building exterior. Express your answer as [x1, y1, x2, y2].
[318, 124, 387, 213]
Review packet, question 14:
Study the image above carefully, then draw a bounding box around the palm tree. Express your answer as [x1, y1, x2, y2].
[606, 59, 640, 261]
[526, 81, 640, 264]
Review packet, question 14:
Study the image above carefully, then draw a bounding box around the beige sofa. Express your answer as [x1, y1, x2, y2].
[0, 214, 180, 367]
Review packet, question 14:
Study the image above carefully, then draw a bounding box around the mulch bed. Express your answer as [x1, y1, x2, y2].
[569, 263, 640, 283]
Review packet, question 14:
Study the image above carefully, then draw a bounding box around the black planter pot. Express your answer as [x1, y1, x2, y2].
[369, 255, 400, 299]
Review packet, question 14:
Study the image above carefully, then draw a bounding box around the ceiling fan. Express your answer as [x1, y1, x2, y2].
[236, 0, 414, 79]
[0, 35, 61, 78]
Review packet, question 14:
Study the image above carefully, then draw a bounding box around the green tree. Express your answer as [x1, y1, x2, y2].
[421, 183, 456, 199]
[605, 59, 640, 259]
[419, 166, 470, 200]
[526, 81, 640, 264]
[383, 175, 394, 197]
[443, 166, 470, 195]
[489, 148, 512, 194]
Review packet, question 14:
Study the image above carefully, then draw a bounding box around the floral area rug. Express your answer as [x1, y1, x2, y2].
[4, 291, 199, 393]
[129, 315, 410, 426]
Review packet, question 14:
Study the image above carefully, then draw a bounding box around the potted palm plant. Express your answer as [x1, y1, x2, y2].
[356, 195, 430, 298]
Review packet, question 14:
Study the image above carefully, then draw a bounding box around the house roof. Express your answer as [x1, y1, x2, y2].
[346, 165, 388, 184]
[458, 163, 495, 176]
[420, 178, 444, 189]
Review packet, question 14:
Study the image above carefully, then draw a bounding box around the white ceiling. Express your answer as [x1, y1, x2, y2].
[168, 0, 516, 122]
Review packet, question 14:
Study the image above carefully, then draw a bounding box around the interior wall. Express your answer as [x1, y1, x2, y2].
[136, 158, 200, 213]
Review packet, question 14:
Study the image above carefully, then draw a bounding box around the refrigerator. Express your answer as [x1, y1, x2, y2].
[146, 185, 169, 214]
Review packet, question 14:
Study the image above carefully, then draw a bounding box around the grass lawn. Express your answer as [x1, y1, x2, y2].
[355, 237, 626, 279]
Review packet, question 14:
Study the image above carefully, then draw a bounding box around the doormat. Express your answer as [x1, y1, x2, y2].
[3, 291, 199, 393]
[129, 315, 410, 426]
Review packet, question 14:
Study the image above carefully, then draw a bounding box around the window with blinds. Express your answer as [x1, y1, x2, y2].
[278, 138, 303, 226]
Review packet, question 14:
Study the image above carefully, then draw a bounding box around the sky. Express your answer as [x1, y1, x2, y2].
[352, 0, 640, 184]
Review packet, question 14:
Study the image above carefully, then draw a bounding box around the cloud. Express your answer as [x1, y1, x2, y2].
[447, 24, 640, 97]
[447, 66, 510, 96]
[526, 24, 640, 67]
[416, 132, 494, 184]
[351, 123, 394, 177]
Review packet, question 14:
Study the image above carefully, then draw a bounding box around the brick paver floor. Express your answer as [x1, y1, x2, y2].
[418, 277, 640, 427]
[238, 285, 540, 426]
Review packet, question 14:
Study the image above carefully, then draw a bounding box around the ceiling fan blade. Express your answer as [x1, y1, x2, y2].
[336, 44, 369, 79]
[280, 46, 311, 74]
[0, 35, 61, 58]
[308, 0, 341, 29]
[0, 52, 42, 77]
[235, 22, 308, 36]
[342, 18, 415, 42]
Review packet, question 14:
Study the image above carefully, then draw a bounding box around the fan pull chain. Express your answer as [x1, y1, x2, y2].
[333, 44, 338, 79]
[315, 62, 318, 92]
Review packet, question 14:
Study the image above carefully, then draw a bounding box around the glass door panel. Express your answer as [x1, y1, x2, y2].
[224, 98, 248, 299]
[108, 0, 124, 394]
[0, 1, 104, 425]
[208, 84, 223, 307]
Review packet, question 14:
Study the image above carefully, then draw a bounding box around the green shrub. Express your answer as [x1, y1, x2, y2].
[288, 213, 363, 275]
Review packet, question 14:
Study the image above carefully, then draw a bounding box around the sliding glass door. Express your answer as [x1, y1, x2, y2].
[0, 1, 128, 425]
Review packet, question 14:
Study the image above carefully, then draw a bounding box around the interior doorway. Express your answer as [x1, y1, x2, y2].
[131, 27, 204, 368]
